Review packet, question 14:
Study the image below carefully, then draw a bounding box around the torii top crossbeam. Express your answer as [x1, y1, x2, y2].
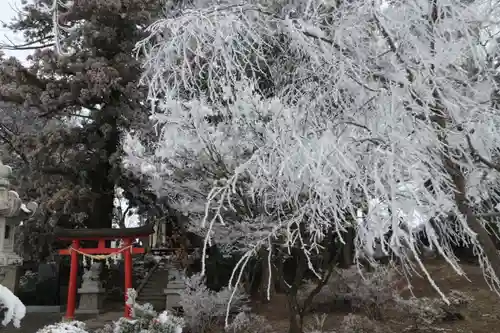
[54, 224, 155, 240]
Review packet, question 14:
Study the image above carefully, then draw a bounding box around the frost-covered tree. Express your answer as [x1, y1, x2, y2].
[127, 0, 500, 319]
[0, 0, 162, 238]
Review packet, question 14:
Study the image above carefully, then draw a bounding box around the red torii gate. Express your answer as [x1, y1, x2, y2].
[54, 225, 155, 320]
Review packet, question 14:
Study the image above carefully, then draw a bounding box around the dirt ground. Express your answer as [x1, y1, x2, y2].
[254, 259, 500, 333]
[10, 259, 500, 333]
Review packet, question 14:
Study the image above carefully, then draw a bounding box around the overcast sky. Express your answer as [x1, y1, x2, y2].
[0, 0, 33, 61]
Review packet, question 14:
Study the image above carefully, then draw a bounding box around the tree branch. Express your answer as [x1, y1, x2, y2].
[119, 206, 131, 228]
[466, 134, 500, 172]
[300, 245, 341, 315]
[0, 35, 54, 51]
[41, 167, 80, 183]
[476, 212, 500, 219]
[0, 123, 29, 165]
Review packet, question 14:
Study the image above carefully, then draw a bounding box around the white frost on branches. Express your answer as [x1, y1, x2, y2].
[126, 0, 500, 312]
[50, 0, 76, 57]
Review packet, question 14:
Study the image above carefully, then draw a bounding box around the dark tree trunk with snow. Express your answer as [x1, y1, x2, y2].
[86, 110, 120, 229]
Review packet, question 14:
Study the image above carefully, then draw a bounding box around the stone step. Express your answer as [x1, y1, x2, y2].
[142, 283, 169, 288]
[146, 281, 169, 286]
[148, 279, 183, 285]
[138, 289, 163, 296]
[140, 300, 165, 306]
[138, 288, 165, 294]
[141, 284, 167, 289]
[143, 278, 166, 282]
[141, 288, 168, 294]
[149, 274, 170, 279]
[135, 265, 186, 313]
[138, 295, 163, 299]
[144, 279, 169, 284]
[141, 284, 169, 290]
[137, 296, 165, 301]
[146, 279, 169, 285]
[138, 291, 165, 295]
[143, 281, 167, 286]
[83, 311, 123, 330]
[141, 280, 185, 288]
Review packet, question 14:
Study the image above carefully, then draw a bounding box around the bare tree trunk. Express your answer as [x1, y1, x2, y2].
[276, 249, 307, 333]
[285, 253, 306, 333]
[288, 312, 303, 333]
[444, 156, 500, 278]
[280, 245, 338, 333]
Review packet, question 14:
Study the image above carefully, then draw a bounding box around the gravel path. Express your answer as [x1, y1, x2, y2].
[0, 313, 64, 333]
[0, 311, 122, 333]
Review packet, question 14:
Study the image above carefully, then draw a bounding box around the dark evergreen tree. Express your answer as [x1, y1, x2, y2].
[0, 0, 161, 259]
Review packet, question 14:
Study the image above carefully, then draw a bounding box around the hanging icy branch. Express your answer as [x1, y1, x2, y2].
[51, 0, 76, 57]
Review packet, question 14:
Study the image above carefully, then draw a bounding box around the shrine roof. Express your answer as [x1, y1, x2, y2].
[54, 224, 155, 240]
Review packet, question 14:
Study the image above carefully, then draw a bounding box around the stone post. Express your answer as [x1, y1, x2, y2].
[163, 260, 188, 311]
[0, 159, 37, 293]
[75, 262, 106, 314]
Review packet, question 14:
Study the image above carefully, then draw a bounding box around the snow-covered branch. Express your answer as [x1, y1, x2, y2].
[0, 284, 26, 328]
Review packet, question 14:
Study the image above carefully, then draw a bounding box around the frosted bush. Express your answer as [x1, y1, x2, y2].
[126, 288, 157, 320]
[105, 289, 184, 333]
[19, 270, 38, 290]
[180, 273, 249, 333]
[396, 297, 444, 327]
[226, 312, 275, 333]
[395, 290, 473, 329]
[339, 314, 382, 333]
[338, 266, 400, 318]
[447, 289, 474, 306]
[112, 308, 184, 333]
[36, 321, 89, 333]
[299, 265, 400, 318]
[94, 324, 113, 333]
[304, 313, 329, 333]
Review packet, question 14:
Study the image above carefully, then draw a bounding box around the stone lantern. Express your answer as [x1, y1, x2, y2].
[0, 160, 37, 292]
